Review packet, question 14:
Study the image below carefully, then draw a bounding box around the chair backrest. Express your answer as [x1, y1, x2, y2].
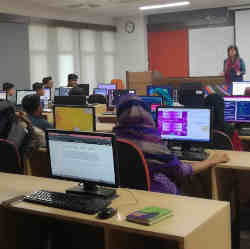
[111, 79, 124, 90]
[212, 130, 233, 150]
[244, 87, 250, 96]
[116, 138, 151, 191]
[0, 139, 22, 173]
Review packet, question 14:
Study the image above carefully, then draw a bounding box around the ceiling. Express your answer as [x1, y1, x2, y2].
[6, 0, 250, 18]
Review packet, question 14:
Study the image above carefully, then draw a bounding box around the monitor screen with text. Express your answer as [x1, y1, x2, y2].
[224, 96, 250, 123]
[232, 82, 250, 96]
[157, 107, 211, 142]
[47, 132, 116, 185]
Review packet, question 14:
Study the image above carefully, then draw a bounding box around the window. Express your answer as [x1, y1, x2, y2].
[80, 30, 97, 92]
[29, 25, 48, 84]
[102, 31, 116, 83]
[28, 25, 116, 92]
[57, 28, 78, 86]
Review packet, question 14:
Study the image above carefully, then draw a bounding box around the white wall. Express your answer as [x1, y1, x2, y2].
[0, 0, 114, 25]
[115, 15, 148, 85]
[236, 10, 250, 81]
[189, 26, 234, 76]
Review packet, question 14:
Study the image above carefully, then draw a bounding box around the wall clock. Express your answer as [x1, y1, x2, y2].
[125, 21, 135, 33]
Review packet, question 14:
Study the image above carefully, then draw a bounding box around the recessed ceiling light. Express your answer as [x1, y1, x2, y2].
[139, 1, 190, 10]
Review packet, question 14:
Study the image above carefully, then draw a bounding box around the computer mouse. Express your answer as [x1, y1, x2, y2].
[97, 207, 117, 219]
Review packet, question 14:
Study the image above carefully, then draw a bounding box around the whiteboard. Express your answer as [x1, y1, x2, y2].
[189, 26, 234, 76]
[235, 10, 250, 81]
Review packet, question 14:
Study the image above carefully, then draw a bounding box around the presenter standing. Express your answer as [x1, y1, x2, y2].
[223, 45, 246, 94]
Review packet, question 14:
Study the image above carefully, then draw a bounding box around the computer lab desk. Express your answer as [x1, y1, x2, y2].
[0, 173, 230, 249]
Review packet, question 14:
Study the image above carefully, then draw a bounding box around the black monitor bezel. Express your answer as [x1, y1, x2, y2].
[16, 90, 36, 106]
[93, 88, 108, 96]
[139, 95, 164, 115]
[53, 105, 96, 132]
[45, 129, 120, 188]
[156, 106, 213, 146]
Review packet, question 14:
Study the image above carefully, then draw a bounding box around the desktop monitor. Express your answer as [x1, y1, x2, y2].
[54, 105, 96, 132]
[59, 87, 72, 96]
[156, 107, 212, 144]
[41, 88, 51, 101]
[78, 84, 90, 96]
[147, 85, 172, 106]
[107, 89, 136, 110]
[0, 91, 7, 101]
[98, 83, 116, 90]
[139, 96, 163, 121]
[93, 88, 107, 96]
[224, 96, 250, 123]
[16, 90, 36, 105]
[232, 81, 250, 96]
[46, 129, 119, 197]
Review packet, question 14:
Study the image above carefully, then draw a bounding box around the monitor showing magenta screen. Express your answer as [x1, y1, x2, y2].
[157, 107, 211, 142]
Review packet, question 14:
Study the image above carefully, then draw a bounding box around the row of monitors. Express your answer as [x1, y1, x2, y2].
[0, 89, 52, 105]
[52, 105, 212, 144]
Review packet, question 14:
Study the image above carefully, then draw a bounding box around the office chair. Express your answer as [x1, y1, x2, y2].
[116, 138, 151, 191]
[0, 139, 22, 173]
[244, 87, 250, 96]
[212, 130, 233, 150]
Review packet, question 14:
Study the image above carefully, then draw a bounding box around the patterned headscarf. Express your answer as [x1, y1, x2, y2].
[113, 95, 161, 143]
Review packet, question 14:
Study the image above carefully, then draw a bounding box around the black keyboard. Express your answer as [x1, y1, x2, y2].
[172, 151, 209, 161]
[23, 190, 111, 214]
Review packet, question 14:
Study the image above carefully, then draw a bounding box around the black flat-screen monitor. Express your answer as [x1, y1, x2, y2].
[139, 96, 163, 121]
[46, 130, 119, 197]
[157, 107, 212, 145]
[78, 84, 90, 96]
[224, 96, 250, 123]
[107, 89, 136, 109]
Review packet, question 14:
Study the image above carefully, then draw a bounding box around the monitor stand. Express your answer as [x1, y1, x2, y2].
[66, 182, 116, 198]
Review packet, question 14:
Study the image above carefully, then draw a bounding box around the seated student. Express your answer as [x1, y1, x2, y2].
[3, 82, 15, 103]
[113, 96, 229, 195]
[204, 94, 243, 151]
[68, 87, 84, 96]
[68, 74, 78, 88]
[32, 82, 45, 97]
[22, 94, 53, 131]
[42, 76, 53, 89]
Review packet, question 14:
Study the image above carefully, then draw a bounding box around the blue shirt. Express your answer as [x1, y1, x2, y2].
[28, 114, 53, 131]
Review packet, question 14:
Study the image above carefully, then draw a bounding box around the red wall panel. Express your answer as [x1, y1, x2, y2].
[148, 29, 189, 77]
